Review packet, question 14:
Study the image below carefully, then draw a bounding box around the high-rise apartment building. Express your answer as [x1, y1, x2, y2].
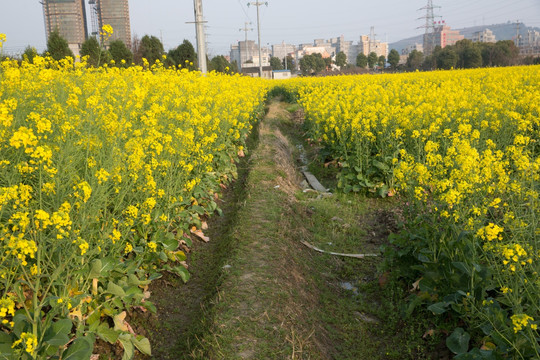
[96, 0, 131, 48]
[43, 0, 88, 56]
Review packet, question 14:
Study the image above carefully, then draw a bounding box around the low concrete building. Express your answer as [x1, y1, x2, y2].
[251, 54, 271, 67]
[399, 54, 408, 65]
[314, 38, 338, 57]
[272, 42, 296, 61]
[402, 43, 423, 55]
[272, 70, 292, 79]
[299, 46, 331, 58]
[242, 65, 272, 79]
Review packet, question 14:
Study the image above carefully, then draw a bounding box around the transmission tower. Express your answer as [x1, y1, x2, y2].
[369, 26, 377, 53]
[239, 22, 253, 69]
[240, 22, 253, 43]
[514, 20, 521, 47]
[88, 0, 100, 39]
[417, 0, 441, 56]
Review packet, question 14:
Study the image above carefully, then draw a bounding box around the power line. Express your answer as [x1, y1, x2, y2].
[237, 0, 251, 20]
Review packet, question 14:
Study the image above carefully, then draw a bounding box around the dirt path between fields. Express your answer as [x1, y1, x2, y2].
[128, 99, 448, 360]
[187, 100, 330, 359]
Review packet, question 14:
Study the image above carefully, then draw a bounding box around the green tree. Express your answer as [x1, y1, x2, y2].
[462, 46, 482, 68]
[313, 54, 326, 72]
[335, 51, 347, 67]
[388, 49, 400, 70]
[454, 39, 482, 68]
[299, 53, 326, 75]
[367, 52, 378, 69]
[406, 50, 423, 70]
[137, 35, 164, 65]
[492, 40, 519, 67]
[298, 56, 311, 75]
[423, 46, 441, 70]
[167, 39, 197, 70]
[22, 46, 38, 64]
[209, 55, 232, 73]
[108, 40, 133, 67]
[323, 56, 332, 69]
[284, 55, 294, 71]
[80, 37, 104, 67]
[270, 56, 284, 70]
[436, 47, 458, 69]
[229, 60, 239, 73]
[378, 55, 386, 68]
[356, 53, 368, 68]
[479, 42, 496, 67]
[46, 29, 74, 61]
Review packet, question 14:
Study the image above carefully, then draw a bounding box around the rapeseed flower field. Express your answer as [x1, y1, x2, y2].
[287, 66, 540, 358]
[0, 54, 267, 358]
[1, 36, 539, 358]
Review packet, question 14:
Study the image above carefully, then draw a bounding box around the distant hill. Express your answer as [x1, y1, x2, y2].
[389, 22, 540, 53]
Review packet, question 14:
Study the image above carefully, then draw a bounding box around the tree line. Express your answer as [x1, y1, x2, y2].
[270, 38, 539, 76]
[17, 31, 540, 75]
[17, 30, 238, 73]
[405, 39, 539, 71]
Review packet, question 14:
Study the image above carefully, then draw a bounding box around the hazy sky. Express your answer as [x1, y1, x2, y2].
[1, 0, 539, 56]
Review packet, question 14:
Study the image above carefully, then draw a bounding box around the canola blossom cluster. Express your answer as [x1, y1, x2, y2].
[0, 55, 267, 358]
[286, 66, 540, 358]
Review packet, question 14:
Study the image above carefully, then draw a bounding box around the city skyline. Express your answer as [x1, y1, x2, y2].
[1, 0, 539, 56]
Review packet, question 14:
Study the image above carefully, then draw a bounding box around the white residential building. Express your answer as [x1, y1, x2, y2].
[473, 29, 496, 43]
[230, 40, 270, 70]
[358, 35, 388, 58]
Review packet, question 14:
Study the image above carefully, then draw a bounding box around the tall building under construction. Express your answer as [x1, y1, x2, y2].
[42, 0, 88, 56]
[43, 0, 132, 55]
[95, 0, 131, 48]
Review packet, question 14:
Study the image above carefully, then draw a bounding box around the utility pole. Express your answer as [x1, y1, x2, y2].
[192, 0, 207, 74]
[248, 1, 268, 78]
[239, 22, 253, 70]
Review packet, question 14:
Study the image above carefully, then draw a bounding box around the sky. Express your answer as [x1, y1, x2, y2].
[1, 0, 539, 56]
